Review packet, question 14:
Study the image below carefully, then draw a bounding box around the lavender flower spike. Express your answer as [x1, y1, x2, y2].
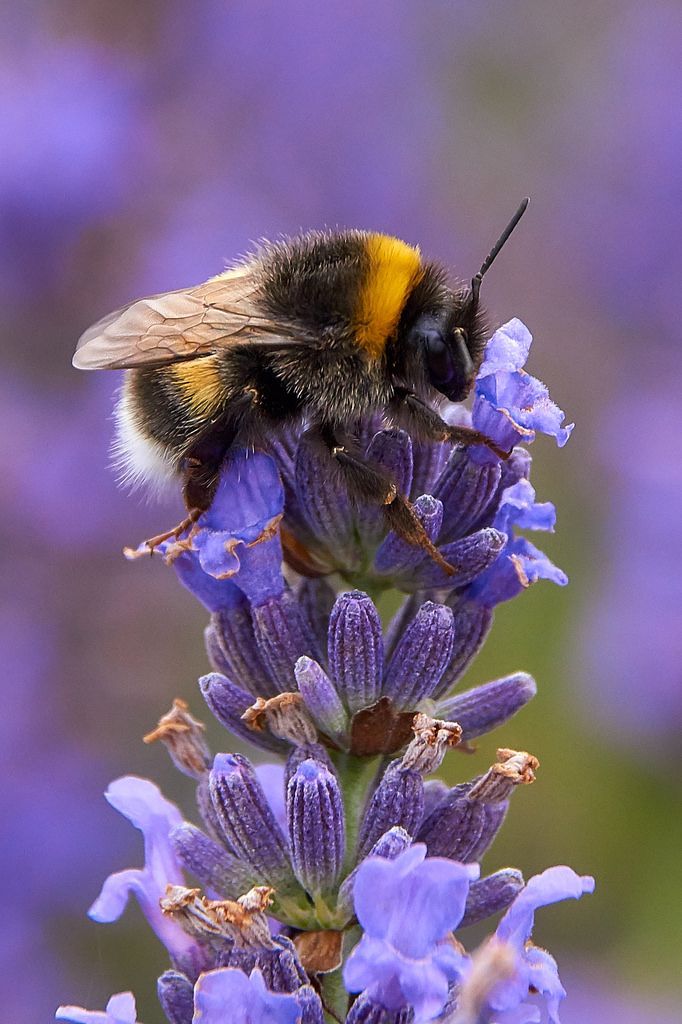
[56, 993, 140, 1024]
[88, 777, 198, 964]
[287, 757, 345, 897]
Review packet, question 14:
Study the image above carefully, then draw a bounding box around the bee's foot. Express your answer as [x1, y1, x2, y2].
[125, 508, 203, 559]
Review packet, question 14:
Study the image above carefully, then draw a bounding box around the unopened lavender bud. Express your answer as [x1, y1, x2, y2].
[195, 772, 228, 846]
[285, 742, 335, 789]
[294, 656, 349, 746]
[436, 673, 537, 740]
[157, 970, 193, 1024]
[206, 604, 277, 697]
[296, 577, 337, 656]
[287, 758, 345, 895]
[337, 826, 412, 920]
[357, 762, 424, 859]
[434, 448, 502, 540]
[382, 602, 455, 708]
[242, 692, 318, 745]
[433, 598, 494, 698]
[401, 712, 462, 773]
[328, 590, 383, 713]
[374, 494, 444, 576]
[170, 823, 256, 899]
[219, 933, 308, 992]
[200, 673, 288, 754]
[209, 753, 292, 884]
[251, 589, 318, 692]
[460, 868, 525, 928]
[143, 698, 210, 779]
[261, 936, 310, 993]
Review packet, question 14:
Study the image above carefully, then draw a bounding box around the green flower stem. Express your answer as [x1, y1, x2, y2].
[332, 750, 383, 876]
[320, 966, 348, 1023]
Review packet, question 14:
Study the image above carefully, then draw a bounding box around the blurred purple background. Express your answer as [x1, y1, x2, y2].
[2, 2, 681, 1020]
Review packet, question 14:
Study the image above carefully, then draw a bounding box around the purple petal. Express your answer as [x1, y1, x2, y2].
[192, 451, 286, 603]
[193, 967, 301, 1024]
[497, 866, 595, 948]
[173, 550, 244, 612]
[494, 479, 557, 535]
[56, 993, 139, 1024]
[474, 320, 574, 451]
[352, 845, 478, 954]
[254, 763, 287, 835]
[88, 778, 194, 960]
[478, 318, 533, 376]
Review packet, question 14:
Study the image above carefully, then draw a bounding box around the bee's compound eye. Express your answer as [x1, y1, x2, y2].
[423, 330, 455, 388]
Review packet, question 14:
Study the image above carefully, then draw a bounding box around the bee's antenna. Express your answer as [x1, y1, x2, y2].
[470, 197, 530, 307]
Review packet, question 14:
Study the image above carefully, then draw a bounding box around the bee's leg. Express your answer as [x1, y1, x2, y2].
[138, 422, 243, 555]
[316, 426, 457, 577]
[390, 390, 511, 461]
[141, 507, 204, 554]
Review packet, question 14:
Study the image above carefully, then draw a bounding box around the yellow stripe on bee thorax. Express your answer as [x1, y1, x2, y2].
[171, 356, 224, 414]
[354, 234, 423, 360]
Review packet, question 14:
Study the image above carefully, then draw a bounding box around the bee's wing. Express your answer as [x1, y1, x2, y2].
[73, 268, 288, 371]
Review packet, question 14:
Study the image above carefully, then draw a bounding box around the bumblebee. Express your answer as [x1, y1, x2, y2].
[74, 200, 528, 570]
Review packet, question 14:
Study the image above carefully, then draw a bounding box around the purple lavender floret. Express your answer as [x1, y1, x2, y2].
[87, 777, 200, 969]
[484, 867, 595, 1024]
[343, 845, 478, 1020]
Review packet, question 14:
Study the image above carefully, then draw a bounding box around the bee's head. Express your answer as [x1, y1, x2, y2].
[404, 299, 488, 403]
[396, 198, 530, 403]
